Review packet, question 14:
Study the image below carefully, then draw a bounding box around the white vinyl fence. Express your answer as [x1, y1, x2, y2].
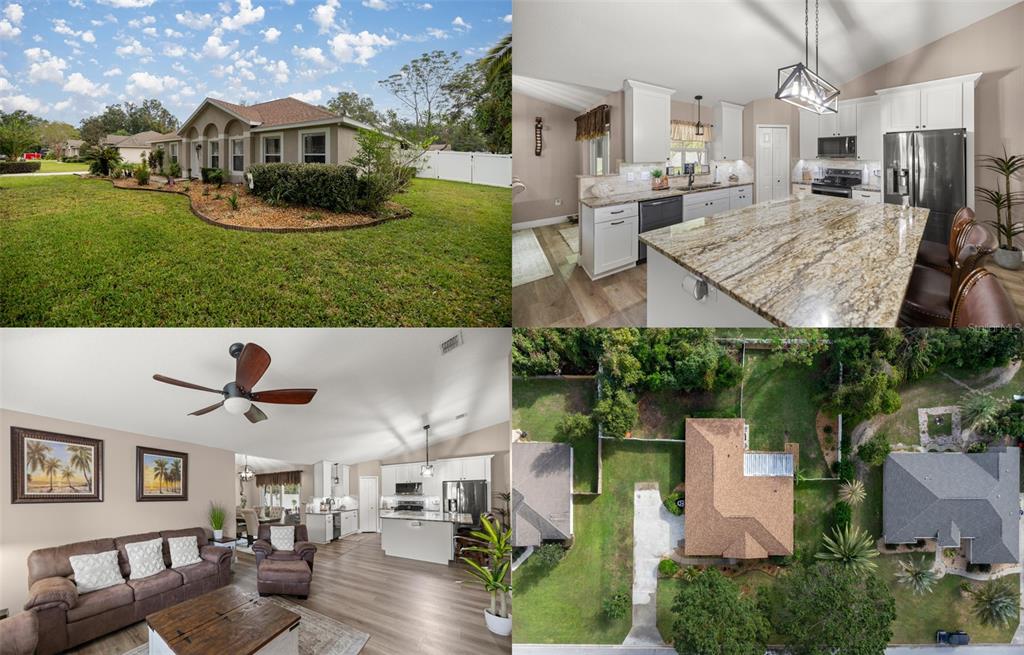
[417, 151, 511, 187]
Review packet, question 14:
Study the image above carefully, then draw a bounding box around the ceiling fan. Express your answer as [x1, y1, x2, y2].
[153, 342, 317, 424]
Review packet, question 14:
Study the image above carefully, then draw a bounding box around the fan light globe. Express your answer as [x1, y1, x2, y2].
[224, 396, 251, 415]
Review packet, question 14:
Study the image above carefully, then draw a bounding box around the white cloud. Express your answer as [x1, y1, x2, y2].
[172, 61, 188, 75]
[175, 11, 214, 30]
[200, 34, 235, 59]
[282, 0, 294, 4]
[81, 30, 95, 42]
[69, 0, 85, 8]
[261, 26, 280, 43]
[0, 94, 40, 112]
[31, 33, 41, 41]
[54, 98, 73, 111]
[451, 16, 470, 31]
[52, 19, 77, 36]
[503, 14, 512, 23]
[264, 59, 288, 83]
[221, 0, 265, 31]
[329, 30, 393, 65]
[416, 3, 432, 9]
[426, 27, 447, 39]
[96, 0, 155, 7]
[0, 77, 11, 91]
[128, 15, 155, 27]
[103, 66, 122, 76]
[141, 27, 157, 37]
[362, 0, 390, 10]
[26, 48, 67, 83]
[0, 19, 21, 38]
[63, 72, 109, 96]
[293, 23, 302, 33]
[163, 44, 185, 57]
[126, 71, 179, 95]
[292, 45, 327, 66]
[311, 0, 339, 34]
[4, 3, 24, 24]
[291, 89, 321, 104]
[115, 38, 149, 57]
[164, 28, 183, 38]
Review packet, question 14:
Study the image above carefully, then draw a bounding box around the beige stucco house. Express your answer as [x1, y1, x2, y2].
[101, 131, 166, 165]
[151, 96, 376, 182]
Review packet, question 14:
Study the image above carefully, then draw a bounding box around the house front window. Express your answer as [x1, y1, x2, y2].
[263, 136, 281, 163]
[302, 132, 326, 164]
[209, 141, 220, 169]
[169, 143, 178, 164]
[231, 139, 244, 172]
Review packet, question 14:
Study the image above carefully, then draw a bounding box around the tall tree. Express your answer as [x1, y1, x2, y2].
[79, 99, 179, 145]
[474, 33, 511, 153]
[38, 121, 80, 158]
[326, 91, 380, 125]
[379, 50, 462, 142]
[0, 111, 41, 159]
[669, 568, 769, 655]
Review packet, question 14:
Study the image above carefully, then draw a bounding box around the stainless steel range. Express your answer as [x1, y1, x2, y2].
[811, 168, 862, 199]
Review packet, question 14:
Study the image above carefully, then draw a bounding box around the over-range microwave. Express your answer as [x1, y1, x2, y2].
[818, 136, 857, 159]
[395, 482, 422, 495]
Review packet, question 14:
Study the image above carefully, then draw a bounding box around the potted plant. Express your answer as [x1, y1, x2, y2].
[209, 502, 226, 541]
[978, 149, 1024, 270]
[651, 168, 668, 190]
[459, 515, 512, 636]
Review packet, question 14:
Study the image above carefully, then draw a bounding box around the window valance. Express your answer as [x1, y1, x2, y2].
[255, 470, 302, 487]
[671, 120, 712, 143]
[575, 104, 610, 141]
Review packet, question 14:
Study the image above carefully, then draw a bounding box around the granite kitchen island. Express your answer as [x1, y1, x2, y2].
[640, 195, 930, 327]
[379, 511, 472, 565]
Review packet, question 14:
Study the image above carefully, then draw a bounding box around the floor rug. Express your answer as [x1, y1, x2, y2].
[512, 229, 554, 287]
[558, 224, 580, 254]
[123, 596, 369, 655]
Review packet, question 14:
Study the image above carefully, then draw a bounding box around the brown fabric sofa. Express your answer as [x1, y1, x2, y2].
[23, 527, 231, 655]
[0, 609, 38, 655]
[253, 524, 316, 598]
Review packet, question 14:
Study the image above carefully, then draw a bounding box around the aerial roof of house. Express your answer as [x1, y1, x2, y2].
[512, 440, 573, 547]
[684, 418, 795, 559]
[102, 131, 166, 148]
[883, 449, 1020, 564]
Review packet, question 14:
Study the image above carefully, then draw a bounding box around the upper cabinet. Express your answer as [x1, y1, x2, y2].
[711, 101, 744, 161]
[624, 79, 674, 164]
[818, 100, 857, 137]
[855, 100, 881, 161]
[877, 73, 980, 133]
[817, 111, 837, 139]
[799, 110, 819, 160]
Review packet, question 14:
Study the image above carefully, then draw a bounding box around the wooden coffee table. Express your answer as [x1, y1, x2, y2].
[147, 587, 300, 655]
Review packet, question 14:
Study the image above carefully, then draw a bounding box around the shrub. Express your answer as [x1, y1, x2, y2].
[823, 424, 833, 434]
[857, 433, 891, 467]
[966, 441, 988, 453]
[249, 163, 362, 214]
[226, 189, 239, 210]
[86, 146, 122, 176]
[201, 167, 225, 186]
[593, 388, 638, 439]
[168, 161, 182, 178]
[831, 501, 852, 529]
[0, 161, 41, 174]
[555, 413, 594, 444]
[134, 163, 150, 186]
[836, 460, 855, 482]
[532, 543, 566, 569]
[601, 590, 630, 620]
[663, 491, 685, 516]
[659, 558, 680, 577]
[350, 128, 428, 213]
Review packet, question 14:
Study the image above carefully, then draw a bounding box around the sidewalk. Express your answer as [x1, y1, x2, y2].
[1, 171, 85, 177]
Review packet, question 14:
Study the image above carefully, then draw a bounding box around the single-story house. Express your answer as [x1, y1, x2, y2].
[150, 96, 379, 183]
[684, 418, 795, 559]
[102, 131, 166, 165]
[512, 439, 573, 548]
[64, 139, 84, 158]
[883, 449, 1020, 564]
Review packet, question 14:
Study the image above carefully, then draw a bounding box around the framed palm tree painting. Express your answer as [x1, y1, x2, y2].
[11, 427, 103, 503]
[136, 447, 188, 501]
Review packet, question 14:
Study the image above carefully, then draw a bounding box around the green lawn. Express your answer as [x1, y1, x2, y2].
[928, 413, 953, 437]
[793, 480, 839, 558]
[0, 175, 510, 326]
[742, 352, 830, 477]
[635, 386, 740, 439]
[855, 463, 885, 540]
[36, 161, 88, 173]
[512, 378, 598, 493]
[514, 439, 684, 644]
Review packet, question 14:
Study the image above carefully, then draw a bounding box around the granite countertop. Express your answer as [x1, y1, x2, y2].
[379, 510, 471, 523]
[580, 181, 753, 209]
[639, 195, 930, 327]
[307, 509, 357, 514]
[853, 184, 881, 192]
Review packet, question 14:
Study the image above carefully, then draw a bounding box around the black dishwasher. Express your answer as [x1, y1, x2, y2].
[638, 195, 683, 263]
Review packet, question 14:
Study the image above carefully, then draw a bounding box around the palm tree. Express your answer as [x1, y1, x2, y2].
[25, 441, 52, 484]
[895, 556, 938, 595]
[978, 148, 1024, 251]
[838, 479, 866, 506]
[479, 33, 511, 86]
[41, 456, 62, 493]
[816, 524, 879, 573]
[152, 458, 169, 494]
[67, 445, 93, 488]
[167, 459, 182, 493]
[896, 329, 933, 381]
[961, 391, 1009, 435]
[971, 578, 1020, 627]
[84, 145, 123, 177]
[59, 464, 79, 493]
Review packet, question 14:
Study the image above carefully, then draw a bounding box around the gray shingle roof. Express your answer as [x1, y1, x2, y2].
[512, 441, 573, 547]
[883, 448, 1020, 564]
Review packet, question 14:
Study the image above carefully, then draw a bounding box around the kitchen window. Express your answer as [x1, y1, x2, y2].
[263, 136, 281, 163]
[669, 139, 708, 170]
[302, 132, 327, 164]
[209, 141, 219, 169]
[261, 482, 301, 510]
[589, 132, 610, 176]
[231, 139, 244, 172]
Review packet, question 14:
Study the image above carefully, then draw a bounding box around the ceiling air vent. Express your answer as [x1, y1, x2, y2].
[455, 413, 467, 420]
[440, 331, 463, 355]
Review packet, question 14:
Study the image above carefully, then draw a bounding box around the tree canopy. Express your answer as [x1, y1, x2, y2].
[78, 99, 179, 145]
[669, 568, 769, 655]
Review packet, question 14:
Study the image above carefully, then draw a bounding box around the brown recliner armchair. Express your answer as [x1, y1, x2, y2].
[0, 610, 38, 655]
[253, 524, 316, 599]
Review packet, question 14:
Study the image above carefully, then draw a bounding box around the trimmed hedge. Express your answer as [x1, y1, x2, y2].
[249, 163, 363, 214]
[0, 161, 42, 174]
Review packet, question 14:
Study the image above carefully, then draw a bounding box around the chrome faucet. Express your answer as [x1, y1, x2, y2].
[687, 171, 695, 190]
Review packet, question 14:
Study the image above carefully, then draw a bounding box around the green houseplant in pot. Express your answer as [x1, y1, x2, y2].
[460, 515, 512, 636]
[978, 149, 1024, 270]
[209, 502, 226, 541]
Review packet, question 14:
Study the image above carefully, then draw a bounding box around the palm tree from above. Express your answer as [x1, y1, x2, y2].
[961, 391, 1009, 435]
[970, 578, 1020, 627]
[838, 479, 866, 506]
[895, 556, 938, 595]
[815, 524, 879, 573]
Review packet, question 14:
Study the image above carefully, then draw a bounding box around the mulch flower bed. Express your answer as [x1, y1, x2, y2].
[102, 176, 410, 231]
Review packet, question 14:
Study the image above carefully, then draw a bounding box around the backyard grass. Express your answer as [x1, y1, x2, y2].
[635, 386, 740, 439]
[514, 439, 684, 644]
[0, 175, 510, 326]
[512, 377, 598, 493]
[928, 413, 953, 437]
[855, 463, 885, 540]
[36, 161, 88, 173]
[793, 480, 839, 557]
[742, 351, 831, 477]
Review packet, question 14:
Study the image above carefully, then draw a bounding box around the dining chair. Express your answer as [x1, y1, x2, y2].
[915, 207, 976, 273]
[950, 268, 1021, 327]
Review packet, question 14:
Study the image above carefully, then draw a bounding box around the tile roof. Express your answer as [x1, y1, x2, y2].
[684, 419, 794, 559]
[883, 449, 1020, 564]
[512, 441, 573, 547]
[206, 97, 339, 128]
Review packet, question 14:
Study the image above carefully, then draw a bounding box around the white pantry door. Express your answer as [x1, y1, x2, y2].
[359, 476, 379, 533]
[756, 126, 790, 203]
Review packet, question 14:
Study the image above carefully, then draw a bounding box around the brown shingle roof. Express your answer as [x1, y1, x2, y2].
[206, 96, 338, 128]
[683, 419, 794, 558]
[103, 131, 166, 148]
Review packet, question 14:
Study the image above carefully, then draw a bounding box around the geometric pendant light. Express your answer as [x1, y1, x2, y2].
[775, 0, 839, 114]
[420, 424, 434, 478]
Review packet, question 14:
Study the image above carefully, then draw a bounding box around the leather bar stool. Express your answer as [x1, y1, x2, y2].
[899, 226, 989, 326]
[951, 268, 1022, 327]
[916, 207, 975, 273]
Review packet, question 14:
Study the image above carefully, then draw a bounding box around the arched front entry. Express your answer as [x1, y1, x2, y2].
[185, 126, 199, 177]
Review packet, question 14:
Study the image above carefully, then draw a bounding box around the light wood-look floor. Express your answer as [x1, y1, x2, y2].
[67, 533, 511, 655]
[512, 223, 647, 327]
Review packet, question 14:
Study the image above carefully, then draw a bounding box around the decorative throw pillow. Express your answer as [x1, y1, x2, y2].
[68, 550, 123, 593]
[168, 536, 202, 568]
[270, 525, 295, 552]
[125, 538, 166, 580]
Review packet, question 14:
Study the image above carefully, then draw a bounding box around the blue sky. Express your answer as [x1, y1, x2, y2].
[0, 0, 511, 125]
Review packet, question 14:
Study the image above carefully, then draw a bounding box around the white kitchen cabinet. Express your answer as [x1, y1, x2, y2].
[729, 185, 752, 210]
[459, 457, 488, 480]
[711, 101, 744, 161]
[624, 79, 674, 164]
[837, 101, 857, 137]
[337, 510, 359, 538]
[920, 84, 963, 130]
[313, 461, 337, 498]
[580, 202, 639, 280]
[855, 100, 881, 162]
[381, 466, 397, 497]
[886, 89, 921, 132]
[792, 183, 812, 198]
[818, 112, 837, 139]
[799, 110, 819, 160]
[307, 513, 333, 544]
[684, 189, 731, 221]
[878, 75, 978, 133]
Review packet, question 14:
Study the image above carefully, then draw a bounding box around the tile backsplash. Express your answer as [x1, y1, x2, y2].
[793, 159, 882, 187]
[579, 160, 753, 200]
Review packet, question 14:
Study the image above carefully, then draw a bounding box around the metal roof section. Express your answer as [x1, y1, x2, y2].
[744, 452, 794, 477]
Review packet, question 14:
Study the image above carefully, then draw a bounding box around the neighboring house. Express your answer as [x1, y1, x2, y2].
[883, 449, 1020, 564]
[64, 139, 84, 158]
[150, 96, 379, 183]
[512, 439, 573, 547]
[102, 131, 166, 165]
[684, 418, 795, 558]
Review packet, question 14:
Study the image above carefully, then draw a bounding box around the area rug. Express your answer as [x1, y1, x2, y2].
[558, 223, 580, 254]
[512, 229, 554, 287]
[122, 596, 369, 655]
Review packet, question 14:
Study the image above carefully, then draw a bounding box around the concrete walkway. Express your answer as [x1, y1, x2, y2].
[624, 483, 684, 647]
[1, 170, 85, 177]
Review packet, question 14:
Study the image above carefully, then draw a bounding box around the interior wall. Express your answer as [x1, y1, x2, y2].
[512, 92, 581, 225]
[0, 409, 236, 616]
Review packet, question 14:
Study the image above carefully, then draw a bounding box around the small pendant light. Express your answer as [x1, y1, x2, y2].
[694, 95, 704, 137]
[420, 424, 434, 478]
[775, 0, 839, 114]
[238, 454, 254, 482]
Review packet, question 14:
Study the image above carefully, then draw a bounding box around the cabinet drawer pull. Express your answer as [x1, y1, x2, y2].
[610, 210, 625, 214]
[610, 220, 625, 225]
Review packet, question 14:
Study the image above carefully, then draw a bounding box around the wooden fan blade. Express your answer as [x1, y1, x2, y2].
[189, 401, 224, 416]
[244, 405, 268, 423]
[154, 374, 223, 395]
[236, 343, 271, 393]
[249, 389, 317, 404]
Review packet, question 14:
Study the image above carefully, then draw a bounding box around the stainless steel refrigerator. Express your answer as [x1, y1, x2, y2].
[443, 479, 487, 527]
[884, 129, 967, 244]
